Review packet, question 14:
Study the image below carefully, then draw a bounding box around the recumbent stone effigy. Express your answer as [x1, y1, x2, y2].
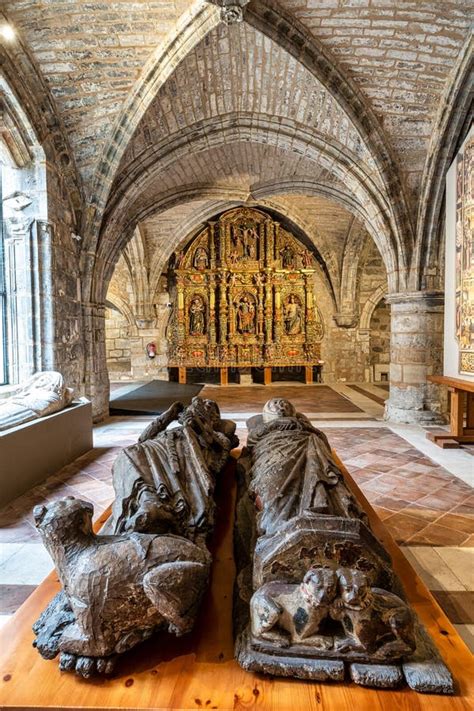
[32, 397, 238, 677]
[234, 398, 454, 693]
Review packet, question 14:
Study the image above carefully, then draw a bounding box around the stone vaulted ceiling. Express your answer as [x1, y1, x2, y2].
[4, 1, 470, 198]
[2, 0, 191, 184]
[2, 0, 472, 296]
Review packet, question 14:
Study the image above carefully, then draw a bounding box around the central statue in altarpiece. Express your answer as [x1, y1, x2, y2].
[168, 207, 324, 382]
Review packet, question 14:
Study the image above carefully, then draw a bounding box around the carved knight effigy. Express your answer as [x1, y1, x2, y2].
[168, 207, 324, 378]
[32, 397, 238, 677]
[234, 398, 454, 693]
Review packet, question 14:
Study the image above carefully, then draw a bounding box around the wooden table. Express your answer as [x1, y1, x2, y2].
[427, 375, 474, 448]
[0, 455, 472, 711]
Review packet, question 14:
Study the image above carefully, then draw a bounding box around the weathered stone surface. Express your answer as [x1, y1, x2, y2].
[0, 371, 74, 432]
[32, 397, 238, 677]
[402, 623, 455, 695]
[350, 663, 403, 688]
[234, 398, 453, 692]
[2, 3, 470, 421]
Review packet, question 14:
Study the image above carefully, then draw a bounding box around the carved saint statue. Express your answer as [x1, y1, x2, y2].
[280, 244, 295, 269]
[0, 371, 74, 432]
[301, 248, 313, 268]
[189, 296, 206, 335]
[231, 223, 258, 260]
[284, 294, 302, 335]
[236, 295, 256, 334]
[193, 247, 209, 271]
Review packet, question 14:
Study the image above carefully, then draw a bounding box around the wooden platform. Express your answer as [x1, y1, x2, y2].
[0, 454, 473, 710]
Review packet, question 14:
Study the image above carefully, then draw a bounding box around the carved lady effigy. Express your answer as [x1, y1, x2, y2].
[32, 398, 238, 678]
[234, 398, 454, 693]
[168, 207, 324, 371]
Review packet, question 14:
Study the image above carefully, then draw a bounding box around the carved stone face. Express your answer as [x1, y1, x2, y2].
[338, 568, 371, 609]
[262, 398, 297, 422]
[302, 567, 337, 607]
[183, 396, 221, 427]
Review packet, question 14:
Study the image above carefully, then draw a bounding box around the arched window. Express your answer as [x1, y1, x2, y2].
[0, 77, 48, 385]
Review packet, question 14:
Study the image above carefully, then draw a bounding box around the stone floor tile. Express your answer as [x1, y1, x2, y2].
[435, 512, 474, 535]
[402, 547, 467, 591]
[435, 548, 474, 590]
[0, 543, 53, 585]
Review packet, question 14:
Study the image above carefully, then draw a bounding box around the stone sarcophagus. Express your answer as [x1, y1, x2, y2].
[168, 207, 324, 373]
[234, 398, 454, 693]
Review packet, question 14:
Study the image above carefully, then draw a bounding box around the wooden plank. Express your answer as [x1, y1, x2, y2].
[220, 367, 228, 387]
[427, 375, 474, 393]
[178, 367, 187, 385]
[305, 365, 313, 384]
[466, 393, 474, 430]
[264, 367, 272, 385]
[449, 391, 464, 438]
[0, 456, 473, 710]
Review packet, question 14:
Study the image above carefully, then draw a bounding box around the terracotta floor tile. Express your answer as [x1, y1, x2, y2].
[400, 503, 443, 523]
[451, 502, 474, 518]
[417, 490, 457, 513]
[435, 513, 474, 535]
[460, 535, 474, 547]
[407, 523, 471, 546]
[383, 512, 428, 544]
[372, 506, 395, 522]
[0, 584, 37, 614]
[361, 478, 397, 496]
[371, 495, 412, 513]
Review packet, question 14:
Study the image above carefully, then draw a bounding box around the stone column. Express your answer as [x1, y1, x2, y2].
[83, 301, 109, 421]
[384, 291, 444, 424]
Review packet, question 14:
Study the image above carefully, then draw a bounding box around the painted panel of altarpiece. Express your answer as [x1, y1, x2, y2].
[455, 135, 474, 375]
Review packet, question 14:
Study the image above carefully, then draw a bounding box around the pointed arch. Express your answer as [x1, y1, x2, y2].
[81, 1, 221, 261]
[414, 34, 474, 290]
[360, 284, 389, 332]
[0, 12, 84, 226]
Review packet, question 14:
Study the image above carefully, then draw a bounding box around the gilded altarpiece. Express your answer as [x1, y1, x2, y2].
[168, 208, 323, 377]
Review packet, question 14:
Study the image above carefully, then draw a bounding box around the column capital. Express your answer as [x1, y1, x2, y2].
[385, 290, 444, 308]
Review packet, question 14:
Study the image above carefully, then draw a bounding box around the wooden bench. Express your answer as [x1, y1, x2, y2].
[0, 454, 472, 710]
[427, 375, 474, 448]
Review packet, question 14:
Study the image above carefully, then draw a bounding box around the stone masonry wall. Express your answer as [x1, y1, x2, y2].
[105, 306, 132, 379]
[370, 300, 391, 371]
